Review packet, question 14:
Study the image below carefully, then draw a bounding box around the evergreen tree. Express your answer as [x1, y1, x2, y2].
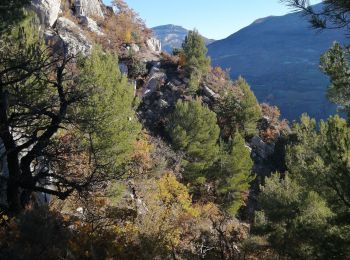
[255, 173, 333, 259]
[0, 18, 140, 213]
[0, 0, 30, 34]
[320, 42, 350, 117]
[216, 77, 261, 138]
[167, 99, 220, 183]
[253, 112, 350, 258]
[187, 71, 200, 95]
[217, 132, 254, 215]
[237, 77, 262, 136]
[182, 30, 211, 75]
[78, 47, 141, 171]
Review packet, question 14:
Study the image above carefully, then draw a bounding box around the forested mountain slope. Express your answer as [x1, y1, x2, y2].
[208, 3, 347, 120]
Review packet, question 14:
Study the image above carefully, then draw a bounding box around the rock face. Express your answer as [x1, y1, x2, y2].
[79, 16, 104, 35]
[146, 38, 161, 53]
[250, 136, 275, 161]
[31, 0, 61, 27]
[74, 0, 104, 18]
[55, 17, 92, 56]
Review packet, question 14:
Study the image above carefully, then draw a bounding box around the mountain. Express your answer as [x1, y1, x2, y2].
[152, 24, 215, 53]
[208, 4, 347, 120]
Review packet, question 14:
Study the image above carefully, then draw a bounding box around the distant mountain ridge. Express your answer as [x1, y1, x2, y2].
[208, 3, 347, 120]
[152, 24, 215, 53]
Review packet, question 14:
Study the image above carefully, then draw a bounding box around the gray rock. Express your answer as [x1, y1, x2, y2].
[74, 0, 104, 19]
[56, 17, 92, 56]
[158, 99, 169, 108]
[250, 136, 275, 160]
[183, 77, 190, 84]
[31, 0, 61, 27]
[172, 79, 182, 86]
[119, 63, 128, 76]
[203, 85, 220, 99]
[130, 43, 140, 53]
[79, 16, 104, 35]
[146, 37, 161, 53]
[143, 71, 167, 95]
[149, 66, 160, 75]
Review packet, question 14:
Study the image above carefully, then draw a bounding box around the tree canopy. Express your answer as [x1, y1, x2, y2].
[167, 98, 220, 183]
[0, 19, 140, 213]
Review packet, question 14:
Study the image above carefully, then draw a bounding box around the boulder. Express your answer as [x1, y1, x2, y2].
[79, 16, 104, 35]
[74, 0, 104, 19]
[31, 0, 61, 27]
[146, 37, 161, 53]
[56, 17, 92, 56]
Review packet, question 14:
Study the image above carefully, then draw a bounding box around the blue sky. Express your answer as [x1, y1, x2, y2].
[103, 0, 322, 39]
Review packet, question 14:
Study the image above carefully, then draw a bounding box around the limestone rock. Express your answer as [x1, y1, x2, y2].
[31, 0, 61, 27]
[146, 37, 161, 53]
[79, 16, 104, 35]
[56, 17, 92, 56]
[143, 70, 167, 95]
[74, 0, 104, 19]
[130, 43, 140, 53]
[203, 85, 220, 99]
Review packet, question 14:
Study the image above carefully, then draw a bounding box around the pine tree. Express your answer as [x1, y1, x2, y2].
[320, 42, 350, 117]
[0, 0, 30, 34]
[78, 46, 141, 171]
[167, 99, 220, 183]
[237, 77, 262, 136]
[255, 173, 333, 259]
[217, 132, 254, 215]
[215, 77, 261, 138]
[0, 19, 140, 213]
[182, 30, 210, 76]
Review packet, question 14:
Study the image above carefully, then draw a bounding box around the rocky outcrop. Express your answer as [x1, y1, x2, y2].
[55, 17, 92, 56]
[250, 136, 275, 161]
[202, 84, 220, 100]
[74, 0, 104, 19]
[79, 16, 104, 35]
[143, 66, 167, 96]
[31, 0, 61, 27]
[146, 38, 162, 53]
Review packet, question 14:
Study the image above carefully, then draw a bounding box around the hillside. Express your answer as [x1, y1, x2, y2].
[208, 3, 347, 120]
[152, 24, 215, 53]
[1, 1, 350, 259]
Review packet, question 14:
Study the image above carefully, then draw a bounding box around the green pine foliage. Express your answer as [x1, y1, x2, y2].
[78, 46, 141, 171]
[167, 98, 220, 183]
[182, 29, 211, 76]
[320, 42, 350, 118]
[236, 77, 262, 136]
[187, 71, 200, 95]
[0, 0, 30, 34]
[215, 77, 261, 138]
[255, 173, 333, 259]
[217, 132, 254, 215]
[256, 114, 350, 259]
